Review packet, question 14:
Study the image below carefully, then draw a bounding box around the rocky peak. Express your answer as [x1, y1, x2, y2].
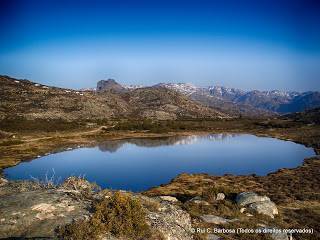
[96, 79, 125, 92]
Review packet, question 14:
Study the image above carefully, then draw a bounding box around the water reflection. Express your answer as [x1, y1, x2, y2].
[98, 133, 240, 153]
[4, 134, 314, 191]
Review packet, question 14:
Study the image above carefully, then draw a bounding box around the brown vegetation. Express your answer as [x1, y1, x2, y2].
[57, 191, 160, 240]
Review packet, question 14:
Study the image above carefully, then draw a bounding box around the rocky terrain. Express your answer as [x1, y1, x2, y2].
[0, 76, 228, 122]
[0, 172, 310, 240]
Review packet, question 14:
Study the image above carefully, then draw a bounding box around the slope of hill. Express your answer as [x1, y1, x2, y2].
[0, 76, 228, 122]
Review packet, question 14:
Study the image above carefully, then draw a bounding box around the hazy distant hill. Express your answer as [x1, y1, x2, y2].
[157, 83, 320, 116]
[0, 76, 228, 121]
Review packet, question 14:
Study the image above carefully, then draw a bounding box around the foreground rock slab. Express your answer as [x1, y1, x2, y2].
[0, 189, 90, 238]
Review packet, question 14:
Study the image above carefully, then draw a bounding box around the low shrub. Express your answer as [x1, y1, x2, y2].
[57, 191, 155, 240]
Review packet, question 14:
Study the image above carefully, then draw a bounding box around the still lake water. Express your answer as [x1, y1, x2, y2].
[4, 134, 314, 191]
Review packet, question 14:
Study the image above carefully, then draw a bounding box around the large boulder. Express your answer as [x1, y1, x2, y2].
[236, 192, 278, 218]
[249, 201, 279, 218]
[236, 192, 270, 206]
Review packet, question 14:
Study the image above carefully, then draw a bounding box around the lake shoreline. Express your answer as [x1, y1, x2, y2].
[0, 118, 319, 171]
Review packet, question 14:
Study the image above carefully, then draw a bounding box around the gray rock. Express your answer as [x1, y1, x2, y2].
[271, 232, 290, 240]
[236, 192, 270, 206]
[187, 196, 210, 206]
[147, 201, 193, 240]
[260, 227, 291, 240]
[249, 201, 278, 218]
[0, 189, 90, 238]
[236, 192, 278, 218]
[200, 215, 238, 224]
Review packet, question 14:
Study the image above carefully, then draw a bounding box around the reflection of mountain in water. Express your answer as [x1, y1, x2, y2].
[98, 134, 240, 153]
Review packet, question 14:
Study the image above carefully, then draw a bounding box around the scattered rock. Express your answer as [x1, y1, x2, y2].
[236, 192, 278, 218]
[240, 207, 246, 213]
[187, 196, 210, 205]
[200, 215, 238, 224]
[260, 227, 291, 240]
[249, 201, 278, 218]
[0, 178, 8, 187]
[216, 193, 225, 201]
[271, 232, 290, 240]
[158, 195, 179, 203]
[236, 192, 270, 206]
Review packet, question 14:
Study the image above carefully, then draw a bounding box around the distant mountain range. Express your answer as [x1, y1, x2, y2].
[96, 79, 320, 116]
[1, 75, 319, 122]
[152, 83, 320, 116]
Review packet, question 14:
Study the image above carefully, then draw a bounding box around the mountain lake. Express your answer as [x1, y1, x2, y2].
[4, 134, 315, 191]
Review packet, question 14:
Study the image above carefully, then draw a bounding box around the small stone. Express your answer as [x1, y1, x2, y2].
[0, 178, 8, 186]
[216, 193, 225, 201]
[240, 207, 246, 213]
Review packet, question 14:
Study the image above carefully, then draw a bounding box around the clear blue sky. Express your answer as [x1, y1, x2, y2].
[0, 0, 319, 91]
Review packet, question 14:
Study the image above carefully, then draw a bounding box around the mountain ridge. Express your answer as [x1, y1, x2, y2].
[0, 75, 228, 121]
[152, 82, 320, 115]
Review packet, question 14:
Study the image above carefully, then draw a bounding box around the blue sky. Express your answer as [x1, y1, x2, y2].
[0, 0, 319, 91]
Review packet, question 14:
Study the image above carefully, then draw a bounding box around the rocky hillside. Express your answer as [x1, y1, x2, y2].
[157, 83, 320, 116]
[283, 107, 320, 124]
[0, 76, 228, 121]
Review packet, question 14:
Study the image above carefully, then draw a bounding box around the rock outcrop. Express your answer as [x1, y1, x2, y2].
[236, 192, 278, 218]
[0, 189, 90, 238]
[0, 179, 193, 240]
